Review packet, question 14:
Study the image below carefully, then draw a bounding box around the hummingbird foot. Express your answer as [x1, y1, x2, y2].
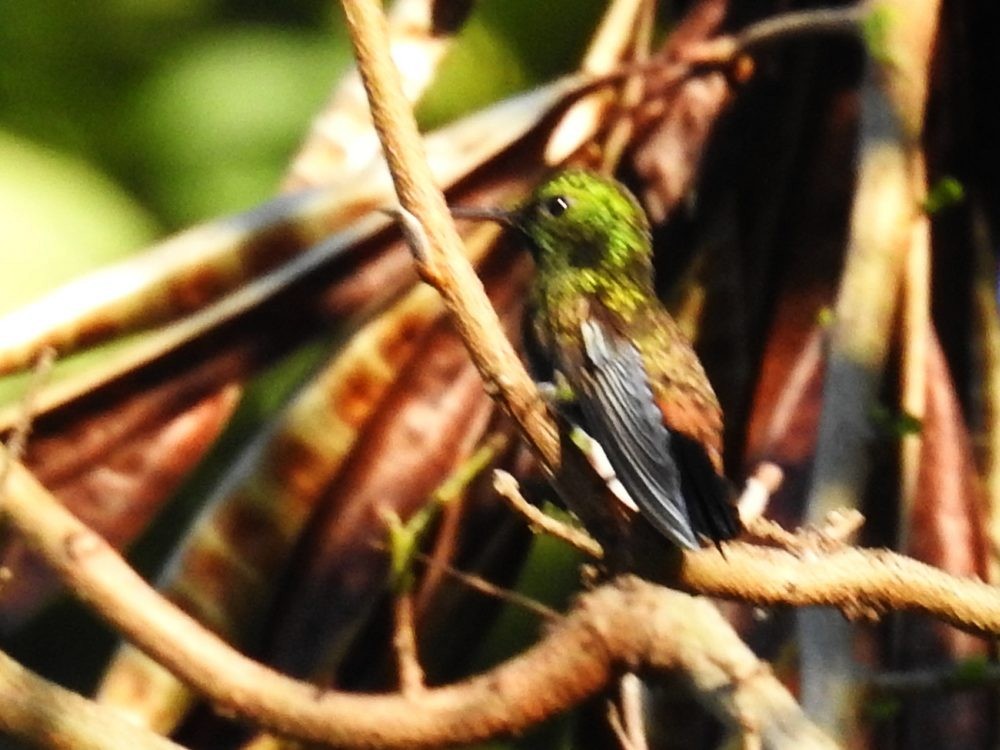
[536, 371, 577, 407]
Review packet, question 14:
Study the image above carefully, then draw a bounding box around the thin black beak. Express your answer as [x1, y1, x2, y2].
[378, 205, 517, 229]
[447, 206, 516, 225]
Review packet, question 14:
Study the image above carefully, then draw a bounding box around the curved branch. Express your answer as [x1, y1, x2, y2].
[0, 648, 184, 750]
[6, 447, 1000, 748]
[681, 543, 1000, 634]
[0, 448, 834, 748]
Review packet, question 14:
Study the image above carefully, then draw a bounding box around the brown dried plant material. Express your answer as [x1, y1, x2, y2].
[0, 82, 598, 637]
[69, 31, 614, 730]
[93, 221, 520, 732]
[125, 0, 652, 736]
[0, 365, 241, 631]
[0, 38, 605, 634]
[0, 0, 651, 648]
[97, 258, 528, 739]
[629, 0, 731, 223]
[632, 72, 732, 223]
[283, 0, 476, 191]
[263, 257, 528, 681]
[0, 72, 597, 388]
[545, 0, 661, 166]
[93, 279, 449, 733]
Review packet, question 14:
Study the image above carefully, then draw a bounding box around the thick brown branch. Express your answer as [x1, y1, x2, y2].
[2, 445, 1000, 746]
[681, 543, 1000, 635]
[0, 448, 838, 748]
[0, 648, 183, 750]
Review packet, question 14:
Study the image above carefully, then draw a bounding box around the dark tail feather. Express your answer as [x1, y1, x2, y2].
[672, 434, 741, 544]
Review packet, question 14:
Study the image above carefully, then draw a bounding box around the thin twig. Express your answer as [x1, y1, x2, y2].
[618, 672, 649, 750]
[417, 430, 511, 612]
[342, 0, 637, 556]
[392, 592, 425, 698]
[607, 699, 640, 750]
[493, 470, 605, 559]
[869, 662, 1000, 694]
[683, 6, 864, 66]
[410, 549, 559, 622]
[340, 0, 552, 451]
[733, 6, 864, 52]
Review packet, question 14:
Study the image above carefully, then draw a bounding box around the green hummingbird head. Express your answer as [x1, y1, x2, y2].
[514, 169, 653, 276]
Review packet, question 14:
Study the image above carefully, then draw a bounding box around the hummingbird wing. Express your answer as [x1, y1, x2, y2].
[569, 317, 700, 549]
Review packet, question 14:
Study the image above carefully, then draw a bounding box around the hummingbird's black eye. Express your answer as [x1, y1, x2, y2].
[542, 195, 571, 217]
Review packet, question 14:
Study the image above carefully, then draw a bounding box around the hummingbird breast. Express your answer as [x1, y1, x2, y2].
[529, 290, 738, 547]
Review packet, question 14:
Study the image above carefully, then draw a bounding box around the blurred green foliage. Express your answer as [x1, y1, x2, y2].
[0, 0, 608, 422]
[0, 0, 606, 305]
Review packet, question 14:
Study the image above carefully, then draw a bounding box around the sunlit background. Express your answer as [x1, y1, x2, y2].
[0, 0, 606, 312]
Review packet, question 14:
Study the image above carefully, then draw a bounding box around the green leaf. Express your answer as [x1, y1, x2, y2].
[922, 176, 965, 215]
[862, 6, 897, 66]
[0, 130, 156, 315]
[953, 655, 990, 686]
[865, 693, 902, 721]
[817, 306, 836, 328]
[870, 403, 923, 437]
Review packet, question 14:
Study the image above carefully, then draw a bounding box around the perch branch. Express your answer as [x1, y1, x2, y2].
[1, 448, 843, 748]
[0, 648, 184, 750]
[493, 470, 605, 559]
[6, 422, 999, 639]
[10, 444, 1000, 747]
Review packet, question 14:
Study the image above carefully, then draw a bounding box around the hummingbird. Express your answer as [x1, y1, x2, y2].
[457, 169, 740, 549]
